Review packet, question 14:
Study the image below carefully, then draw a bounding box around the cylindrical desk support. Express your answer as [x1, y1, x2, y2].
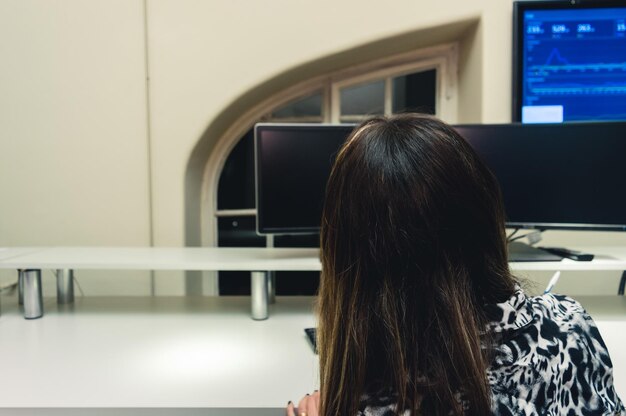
[268, 271, 276, 304]
[18, 270, 24, 305]
[251, 271, 268, 320]
[56, 269, 75, 304]
[23, 269, 43, 319]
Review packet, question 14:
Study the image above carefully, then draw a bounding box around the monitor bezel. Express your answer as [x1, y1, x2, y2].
[254, 123, 355, 235]
[512, 0, 626, 122]
[506, 222, 626, 232]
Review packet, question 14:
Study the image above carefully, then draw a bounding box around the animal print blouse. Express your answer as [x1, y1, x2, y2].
[359, 288, 624, 415]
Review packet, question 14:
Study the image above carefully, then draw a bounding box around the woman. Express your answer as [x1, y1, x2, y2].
[286, 114, 624, 415]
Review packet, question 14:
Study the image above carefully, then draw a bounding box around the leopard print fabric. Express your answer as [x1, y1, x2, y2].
[359, 288, 624, 415]
[485, 288, 623, 415]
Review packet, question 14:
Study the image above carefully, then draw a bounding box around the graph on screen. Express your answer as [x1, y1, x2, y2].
[522, 8, 626, 122]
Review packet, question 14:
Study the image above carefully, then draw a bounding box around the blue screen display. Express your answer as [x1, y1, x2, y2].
[522, 8, 626, 123]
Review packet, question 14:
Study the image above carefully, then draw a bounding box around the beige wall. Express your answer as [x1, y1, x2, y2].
[0, 0, 152, 295]
[0, 0, 624, 296]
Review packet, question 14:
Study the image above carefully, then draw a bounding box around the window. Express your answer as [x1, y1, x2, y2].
[214, 44, 457, 295]
[335, 68, 437, 123]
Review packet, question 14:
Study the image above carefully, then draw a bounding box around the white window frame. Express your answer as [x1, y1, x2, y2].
[331, 43, 457, 122]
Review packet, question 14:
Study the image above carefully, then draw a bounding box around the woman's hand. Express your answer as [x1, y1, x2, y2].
[286, 391, 320, 416]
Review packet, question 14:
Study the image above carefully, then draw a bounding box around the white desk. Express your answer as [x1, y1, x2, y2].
[0, 247, 320, 320]
[1, 246, 625, 320]
[0, 247, 321, 271]
[509, 246, 626, 271]
[0, 294, 623, 412]
[3, 245, 626, 272]
[0, 295, 318, 412]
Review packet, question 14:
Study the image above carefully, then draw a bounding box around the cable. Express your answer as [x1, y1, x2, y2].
[508, 229, 546, 245]
[74, 274, 85, 296]
[507, 228, 521, 242]
[619, 270, 626, 296]
[0, 281, 18, 294]
[508, 233, 537, 243]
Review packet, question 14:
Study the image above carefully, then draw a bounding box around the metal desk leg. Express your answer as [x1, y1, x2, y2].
[56, 269, 75, 304]
[268, 271, 276, 304]
[251, 271, 268, 320]
[18, 270, 24, 305]
[23, 269, 43, 319]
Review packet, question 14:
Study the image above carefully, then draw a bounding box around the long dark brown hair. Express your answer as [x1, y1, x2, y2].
[318, 114, 516, 415]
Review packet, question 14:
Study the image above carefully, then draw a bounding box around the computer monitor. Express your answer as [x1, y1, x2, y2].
[512, 0, 626, 123]
[255, 124, 354, 234]
[454, 122, 626, 231]
[256, 122, 626, 235]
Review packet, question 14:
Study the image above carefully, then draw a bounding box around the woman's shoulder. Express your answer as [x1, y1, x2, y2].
[489, 288, 612, 366]
[488, 288, 624, 415]
[525, 291, 615, 366]
[529, 291, 593, 325]
[485, 286, 590, 333]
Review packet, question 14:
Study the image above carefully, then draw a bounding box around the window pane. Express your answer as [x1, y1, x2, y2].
[339, 115, 371, 122]
[340, 80, 385, 116]
[272, 92, 323, 118]
[392, 69, 436, 114]
[217, 129, 255, 210]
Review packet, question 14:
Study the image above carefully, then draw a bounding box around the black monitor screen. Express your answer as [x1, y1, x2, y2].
[255, 124, 354, 234]
[455, 122, 626, 230]
[513, 0, 626, 123]
[256, 122, 626, 234]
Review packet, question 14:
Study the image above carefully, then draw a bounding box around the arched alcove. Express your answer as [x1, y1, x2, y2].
[184, 17, 480, 294]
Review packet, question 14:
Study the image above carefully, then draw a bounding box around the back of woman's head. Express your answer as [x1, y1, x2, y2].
[318, 114, 516, 416]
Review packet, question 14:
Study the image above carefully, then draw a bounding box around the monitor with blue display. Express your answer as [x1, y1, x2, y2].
[513, 0, 626, 123]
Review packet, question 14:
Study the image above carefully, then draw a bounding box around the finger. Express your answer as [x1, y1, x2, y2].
[303, 391, 319, 415]
[286, 401, 295, 416]
[308, 391, 320, 414]
[297, 394, 310, 415]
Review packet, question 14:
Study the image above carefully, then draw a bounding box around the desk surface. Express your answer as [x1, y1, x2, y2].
[0, 247, 322, 271]
[510, 245, 626, 271]
[0, 296, 318, 408]
[1, 246, 626, 271]
[0, 294, 624, 408]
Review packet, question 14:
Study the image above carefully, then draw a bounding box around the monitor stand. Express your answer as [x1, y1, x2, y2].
[508, 241, 563, 262]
